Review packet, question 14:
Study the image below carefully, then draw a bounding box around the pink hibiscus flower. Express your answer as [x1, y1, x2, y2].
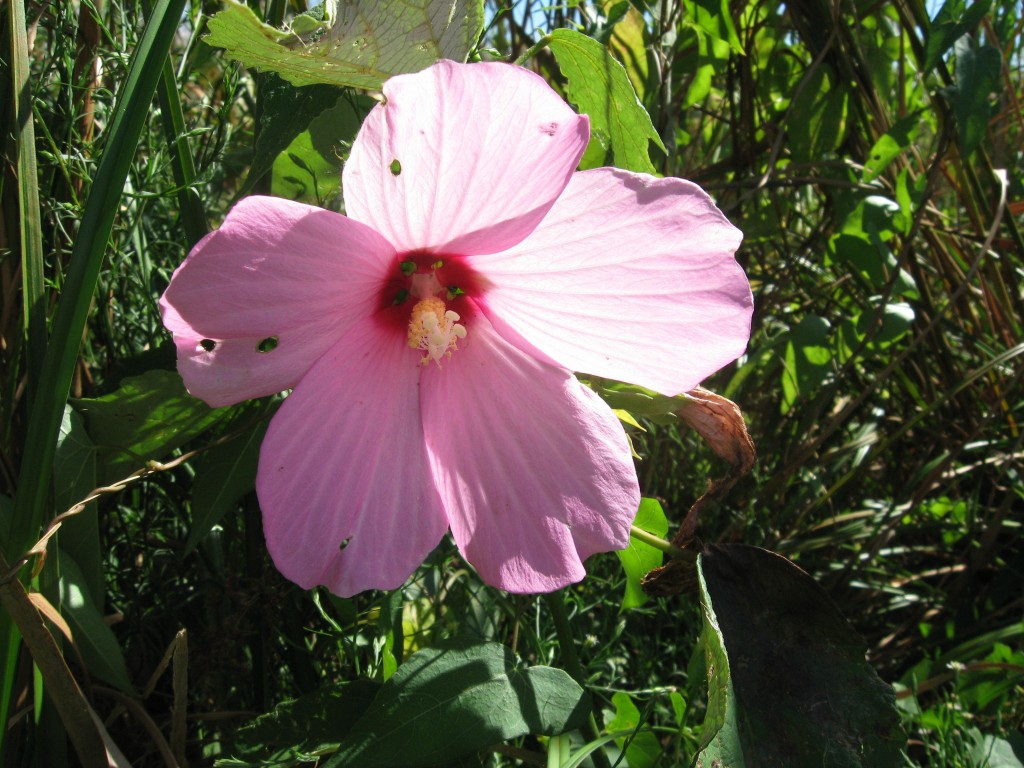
[160, 60, 752, 596]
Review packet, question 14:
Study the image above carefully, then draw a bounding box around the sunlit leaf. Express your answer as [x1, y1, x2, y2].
[247, 76, 355, 193]
[790, 63, 848, 162]
[923, 0, 991, 72]
[549, 28, 665, 174]
[862, 114, 921, 182]
[685, 0, 742, 54]
[204, 0, 484, 89]
[606, 3, 654, 103]
[58, 552, 133, 692]
[781, 315, 832, 413]
[607, 692, 661, 768]
[616, 498, 669, 609]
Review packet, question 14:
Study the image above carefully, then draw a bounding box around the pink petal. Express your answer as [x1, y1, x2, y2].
[472, 169, 752, 396]
[421, 311, 638, 593]
[160, 196, 396, 407]
[257, 316, 448, 597]
[343, 61, 589, 256]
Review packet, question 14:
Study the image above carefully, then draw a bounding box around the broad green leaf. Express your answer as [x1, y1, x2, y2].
[923, 0, 991, 73]
[968, 730, 1024, 768]
[684, 32, 729, 109]
[790, 63, 848, 163]
[205, 0, 485, 90]
[73, 369, 228, 483]
[324, 639, 590, 767]
[828, 234, 917, 298]
[246, 75, 368, 194]
[862, 114, 921, 182]
[54, 406, 102, 604]
[685, 0, 742, 54]
[606, 692, 661, 768]
[606, 3, 654, 103]
[218, 680, 381, 767]
[953, 37, 1000, 158]
[615, 498, 668, 609]
[185, 414, 268, 554]
[270, 94, 366, 205]
[862, 303, 915, 349]
[781, 315, 832, 413]
[694, 562, 744, 767]
[549, 28, 665, 174]
[58, 551, 133, 692]
[696, 545, 904, 766]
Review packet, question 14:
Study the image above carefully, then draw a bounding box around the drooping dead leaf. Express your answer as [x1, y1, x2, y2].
[641, 387, 756, 596]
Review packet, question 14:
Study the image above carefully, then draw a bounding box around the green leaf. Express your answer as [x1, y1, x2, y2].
[953, 37, 1000, 158]
[246, 75, 355, 193]
[549, 28, 665, 174]
[828, 233, 917, 298]
[862, 114, 920, 182]
[862, 303, 915, 349]
[923, 0, 991, 73]
[615, 498, 668, 609]
[789, 64, 848, 163]
[606, 4, 655, 103]
[781, 314, 832, 413]
[685, 0, 742, 54]
[74, 370, 227, 483]
[218, 680, 381, 767]
[606, 692, 661, 768]
[696, 545, 904, 766]
[323, 639, 590, 767]
[968, 729, 1024, 768]
[684, 32, 729, 109]
[185, 414, 268, 554]
[54, 406, 102, 604]
[205, 0, 485, 90]
[58, 551, 133, 692]
[694, 564, 744, 767]
[270, 94, 366, 205]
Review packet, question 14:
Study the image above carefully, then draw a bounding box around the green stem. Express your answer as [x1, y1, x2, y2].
[156, 53, 207, 247]
[542, 592, 612, 768]
[629, 525, 693, 561]
[514, 34, 552, 66]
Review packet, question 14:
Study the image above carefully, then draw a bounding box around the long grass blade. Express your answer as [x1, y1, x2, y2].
[1, 0, 188, 754]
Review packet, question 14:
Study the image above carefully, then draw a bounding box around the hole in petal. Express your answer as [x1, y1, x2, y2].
[446, 285, 465, 300]
[390, 159, 401, 176]
[399, 260, 417, 277]
[198, 339, 216, 352]
[392, 288, 410, 306]
[339, 537, 351, 552]
[256, 336, 279, 353]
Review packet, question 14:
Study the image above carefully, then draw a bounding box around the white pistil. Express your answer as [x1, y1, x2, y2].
[407, 297, 467, 365]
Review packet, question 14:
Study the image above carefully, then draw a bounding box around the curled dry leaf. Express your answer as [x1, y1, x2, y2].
[641, 387, 756, 596]
[676, 386, 756, 475]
